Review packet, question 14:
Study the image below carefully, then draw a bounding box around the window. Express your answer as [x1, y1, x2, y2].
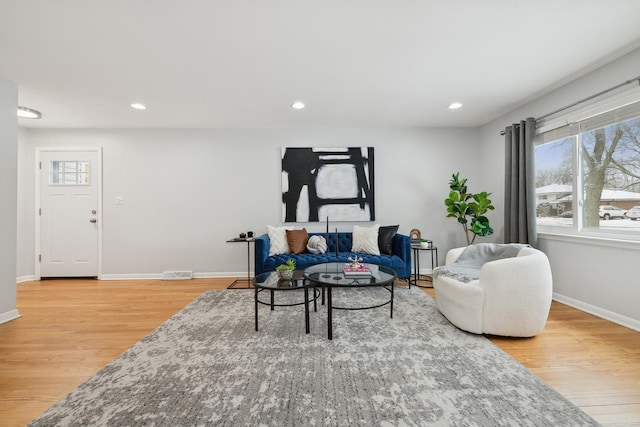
[49, 160, 91, 185]
[535, 96, 640, 239]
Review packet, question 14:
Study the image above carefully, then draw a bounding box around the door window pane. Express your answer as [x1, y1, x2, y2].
[49, 161, 90, 185]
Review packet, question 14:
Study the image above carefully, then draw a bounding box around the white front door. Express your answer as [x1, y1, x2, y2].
[37, 148, 101, 278]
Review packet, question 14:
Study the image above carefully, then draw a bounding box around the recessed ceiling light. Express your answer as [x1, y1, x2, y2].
[17, 106, 42, 119]
[130, 103, 146, 110]
[448, 102, 463, 110]
[291, 101, 305, 110]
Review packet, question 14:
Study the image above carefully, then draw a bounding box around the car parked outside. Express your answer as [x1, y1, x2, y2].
[598, 205, 626, 220]
[625, 205, 640, 220]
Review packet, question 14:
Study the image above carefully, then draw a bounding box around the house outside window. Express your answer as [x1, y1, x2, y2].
[535, 90, 640, 240]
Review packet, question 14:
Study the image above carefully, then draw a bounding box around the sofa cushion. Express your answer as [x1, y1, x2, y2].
[378, 225, 399, 255]
[266, 225, 293, 256]
[286, 228, 308, 254]
[352, 224, 380, 255]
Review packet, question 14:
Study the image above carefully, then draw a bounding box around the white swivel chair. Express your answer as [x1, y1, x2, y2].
[433, 246, 553, 337]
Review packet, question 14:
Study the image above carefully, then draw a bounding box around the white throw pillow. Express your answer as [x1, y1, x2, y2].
[351, 224, 381, 255]
[267, 225, 294, 256]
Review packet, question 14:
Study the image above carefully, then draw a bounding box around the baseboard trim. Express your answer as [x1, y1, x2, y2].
[17, 275, 37, 284]
[100, 273, 162, 281]
[193, 272, 253, 279]
[553, 292, 640, 332]
[100, 272, 248, 281]
[0, 309, 22, 325]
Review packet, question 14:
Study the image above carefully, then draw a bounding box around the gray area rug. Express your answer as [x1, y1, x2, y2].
[30, 286, 600, 426]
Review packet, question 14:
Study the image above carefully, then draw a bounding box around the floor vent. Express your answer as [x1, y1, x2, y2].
[161, 271, 193, 280]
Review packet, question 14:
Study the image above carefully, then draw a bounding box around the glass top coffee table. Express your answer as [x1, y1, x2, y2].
[304, 263, 397, 340]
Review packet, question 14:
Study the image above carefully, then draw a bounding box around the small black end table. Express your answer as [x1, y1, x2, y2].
[410, 243, 438, 288]
[226, 237, 254, 289]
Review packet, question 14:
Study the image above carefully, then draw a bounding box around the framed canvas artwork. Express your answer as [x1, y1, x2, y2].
[281, 147, 375, 222]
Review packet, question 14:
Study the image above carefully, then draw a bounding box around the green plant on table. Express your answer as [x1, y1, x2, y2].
[444, 172, 494, 245]
[275, 258, 296, 271]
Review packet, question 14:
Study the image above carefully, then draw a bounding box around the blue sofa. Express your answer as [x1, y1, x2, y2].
[254, 232, 412, 279]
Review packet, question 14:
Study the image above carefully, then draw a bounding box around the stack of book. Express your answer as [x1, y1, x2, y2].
[343, 264, 371, 277]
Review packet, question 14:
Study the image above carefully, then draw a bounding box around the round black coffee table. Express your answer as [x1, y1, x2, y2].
[253, 270, 319, 334]
[304, 263, 397, 340]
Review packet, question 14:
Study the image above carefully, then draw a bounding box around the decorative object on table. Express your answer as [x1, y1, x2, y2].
[409, 228, 421, 243]
[275, 258, 296, 279]
[247, 231, 254, 238]
[420, 239, 431, 249]
[347, 256, 363, 268]
[239, 232, 247, 238]
[444, 172, 494, 245]
[281, 147, 375, 222]
[343, 263, 371, 277]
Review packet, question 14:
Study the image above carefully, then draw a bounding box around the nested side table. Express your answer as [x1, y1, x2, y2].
[253, 270, 319, 334]
[410, 243, 438, 289]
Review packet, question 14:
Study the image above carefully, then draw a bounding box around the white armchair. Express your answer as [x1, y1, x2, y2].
[433, 246, 553, 337]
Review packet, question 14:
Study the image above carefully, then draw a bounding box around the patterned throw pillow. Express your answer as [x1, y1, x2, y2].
[267, 225, 294, 256]
[351, 224, 381, 255]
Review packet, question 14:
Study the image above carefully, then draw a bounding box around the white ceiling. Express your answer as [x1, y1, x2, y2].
[2, 0, 640, 129]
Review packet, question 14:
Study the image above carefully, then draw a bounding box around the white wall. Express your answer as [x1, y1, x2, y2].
[18, 127, 479, 279]
[15, 50, 640, 329]
[0, 77, 19, 324]
[16, 127, 32, 282]
[479, 48, 640, 330]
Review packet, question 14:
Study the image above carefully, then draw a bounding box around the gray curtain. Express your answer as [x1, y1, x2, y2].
[504, 117, 537, 246]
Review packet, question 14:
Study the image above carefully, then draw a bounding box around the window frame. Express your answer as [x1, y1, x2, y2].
[535, 85, 640, 244]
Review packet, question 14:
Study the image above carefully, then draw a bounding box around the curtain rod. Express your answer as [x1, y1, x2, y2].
[500, 75, 640, 135]
[535, 75, 640, 121]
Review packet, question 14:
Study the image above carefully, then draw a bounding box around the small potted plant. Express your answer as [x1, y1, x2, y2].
[275, 258, 296, 279]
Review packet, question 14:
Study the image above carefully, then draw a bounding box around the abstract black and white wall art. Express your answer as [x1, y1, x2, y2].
[281, 147, 375, 222]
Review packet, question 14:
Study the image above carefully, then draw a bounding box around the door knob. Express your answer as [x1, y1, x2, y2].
[89, 218, 97, 223]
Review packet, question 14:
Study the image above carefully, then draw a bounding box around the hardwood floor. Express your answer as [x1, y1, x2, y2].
[0, 278, 638, 426]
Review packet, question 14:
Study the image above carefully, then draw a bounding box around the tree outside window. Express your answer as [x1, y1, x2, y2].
[535, 101, 640, 236]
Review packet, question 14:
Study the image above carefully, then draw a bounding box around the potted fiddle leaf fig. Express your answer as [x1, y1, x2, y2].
[275, 258, 296, 279]
[444, 172, 494, 245]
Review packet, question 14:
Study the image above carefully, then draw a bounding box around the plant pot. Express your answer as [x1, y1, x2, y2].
[277, 270, 294, 280]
